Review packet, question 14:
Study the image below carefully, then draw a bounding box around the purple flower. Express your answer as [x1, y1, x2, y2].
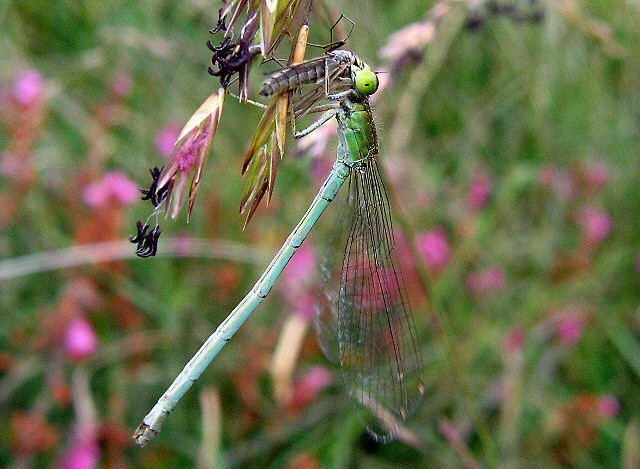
[83, 172, 139, 208]
[289, 366, 333, 410]
[467, 266, 506, 298]
[467, 170, 492, 210]
[556, 313, 583, 345]
[281, 243, 317, 306]
[294, 294, 316, 321]
[155, 123, 182, 158]
[110, 72, 133, 98]
[56, 435, 100, 469]
[64, 317, 98, 361]
[539, 165, 577, 199]
[597, 394, 621, 419]
[503, 328, 525, 352]
[577, 207, 612, 244]
[0, 152, 21, 180]
[583, 161, 610, 192]
[13, 69, 45, 106]
[416, 229, 451, 274]
[300, 366, 332, 392]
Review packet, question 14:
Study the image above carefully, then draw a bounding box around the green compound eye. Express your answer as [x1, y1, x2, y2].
[354, 70, 379, 95]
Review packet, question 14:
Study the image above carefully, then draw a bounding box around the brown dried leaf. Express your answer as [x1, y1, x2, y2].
[242, 100, 277, 174]
[260, 0, 278, 56]
[240, 145, 268, 214]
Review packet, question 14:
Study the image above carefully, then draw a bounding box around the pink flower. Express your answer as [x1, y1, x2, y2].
[0, 152, 21, 180]
[416, 229, 451, 274]
[155, 123, 182, 158]
[467, 170, 492, 210]
[110, 72, 133, 98]
[289, 366, 333, 411]
[597, 394, 621, 419]
[503, 328, 525, 352]
[301, 366, 332, 391]
[64, 317, 98, 361]
[577, 207, 612, 244]
[467, 266, 506, 297]
[556, 314, 583, 345]
[13, 69, 45, 106]
[56, 435, 100, 469]
[583, 161, 610, 192]
[539, 165, 577, 199]
[83, 172, 139, 208]
[282, 243, 316, 294]
[294, 293, 316, 321]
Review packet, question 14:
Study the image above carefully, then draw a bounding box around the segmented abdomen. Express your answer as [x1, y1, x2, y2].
[260, 50, 356, 96]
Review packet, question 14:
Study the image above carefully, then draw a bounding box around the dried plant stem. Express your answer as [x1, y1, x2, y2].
[198, 388, 222, 469]
[0, 238, 271, 280]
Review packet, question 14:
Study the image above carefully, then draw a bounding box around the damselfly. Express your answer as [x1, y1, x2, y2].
[133, 53, 424, 446]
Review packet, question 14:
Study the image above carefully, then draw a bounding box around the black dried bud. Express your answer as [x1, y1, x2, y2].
[140, 166, 168, 208]
[130, 221, 161, 258]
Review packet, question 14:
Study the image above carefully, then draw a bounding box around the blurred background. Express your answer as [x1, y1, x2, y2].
[1, 0, 640, 467]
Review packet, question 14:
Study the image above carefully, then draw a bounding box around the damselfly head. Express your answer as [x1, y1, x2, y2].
[351, 56, 378, 96]
[354, 67, 379, 96]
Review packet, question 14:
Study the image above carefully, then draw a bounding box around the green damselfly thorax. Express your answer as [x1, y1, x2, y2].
[133, 51, 425, 446]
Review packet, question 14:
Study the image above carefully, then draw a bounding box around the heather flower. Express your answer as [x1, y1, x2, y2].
[556, 313, 583, 345]
[13, 69, 46, 106]
[467, 266, 506, 298]
[83, 172, 138, 208]
[56, 433, 100, 469]
[281, 243, 316, 294]
[503, 328, 525, 353]
[289, 366, 333, 410]
[577, 206, 612, 244]
[539, 165, 577, 199]
[110, 72, 133, 98]
[64, 317, 98, 361]
[596, 394, 621, 419]
[155, 123, 182, 157]
[294, 293, 316, 321]
[155, 88, 225, 220]
[0, 151, 22, 180]
[300, 366, 332, 392]
[466, 169, 492, 210]
[416, 228, 451, 274]
[582, 161, 610, 192]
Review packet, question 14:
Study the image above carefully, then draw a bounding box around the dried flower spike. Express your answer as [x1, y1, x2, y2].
[155, 88, 225, 220]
